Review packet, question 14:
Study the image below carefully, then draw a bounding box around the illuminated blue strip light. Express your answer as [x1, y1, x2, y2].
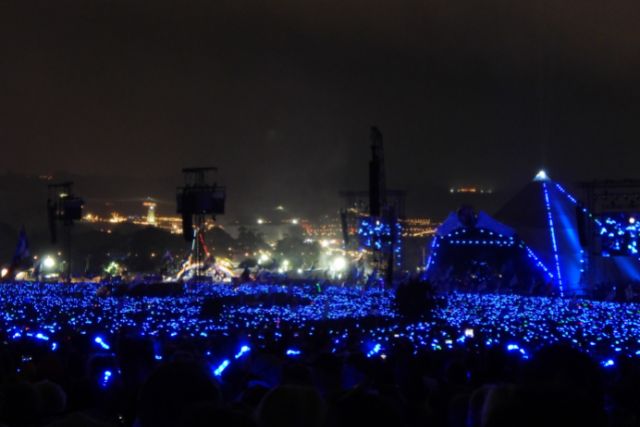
[212, 344, 251, 378]
[394, 222, 402, 268]
[444, 228, 515, 243]
[555, 182, 610, 270]
[447, 239, 514, 246]
[213, 359, 230, 377]
[552, 183, 591, 274]
[94, 336, 111, 350]
[523, 244, 554, 280]
[424, 236, 439, 272]
[554, 183, 578, 204]
[366, 343, 382, 358]
[425, 228, 554, 280]
[555, 183, 602, 227]
[234, 345, 250, 359]
[543, 183, 564, 297]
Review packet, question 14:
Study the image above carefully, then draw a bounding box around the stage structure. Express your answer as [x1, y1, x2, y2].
[176, 167, 226, 279]
[424, 171, 640, 297]
[426, 171, 586, 297]
[425, 206, 555, 294]
[494, 171, 640, 296]
[493, 171, 590, 297]
[339, 127, 405, 283]
[46, 182, 84, 280]
[578, 179, 640, 285]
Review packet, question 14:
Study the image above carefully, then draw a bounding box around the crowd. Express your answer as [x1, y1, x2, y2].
[0, 282, 637, 426]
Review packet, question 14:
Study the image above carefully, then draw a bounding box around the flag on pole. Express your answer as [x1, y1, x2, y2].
[6, 227, 31, 280]
[12, 227, 30, 265]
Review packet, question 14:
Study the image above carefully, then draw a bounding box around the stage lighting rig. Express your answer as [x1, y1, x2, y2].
[46, 182, 84, 281]
[176, 167, 226, 278]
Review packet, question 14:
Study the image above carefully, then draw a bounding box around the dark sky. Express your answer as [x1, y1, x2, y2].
[2, 0, 640, 217]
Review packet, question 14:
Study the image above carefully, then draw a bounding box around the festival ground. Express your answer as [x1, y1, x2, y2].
[4, 281, 639, 366]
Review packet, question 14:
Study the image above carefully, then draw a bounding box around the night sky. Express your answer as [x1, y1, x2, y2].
[2, 0, 639, 217]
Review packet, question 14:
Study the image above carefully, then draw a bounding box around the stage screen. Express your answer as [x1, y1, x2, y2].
[357, 217, 399, 250]
[598, 213, 640, 256]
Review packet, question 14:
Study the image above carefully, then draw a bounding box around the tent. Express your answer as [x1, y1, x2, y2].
[426, 206, 554, 294]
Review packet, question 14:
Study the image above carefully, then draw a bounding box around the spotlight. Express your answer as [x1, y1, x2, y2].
[43, 256, 56, 270]
[534, 170, 549, 181]
[330, 256, 347, 272]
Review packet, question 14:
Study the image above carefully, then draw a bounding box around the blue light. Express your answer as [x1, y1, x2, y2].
[597, 213, 640, 258]
[524, 244, 554, 279]
[35, 332, 49, 341]
[555, 182, 602, 227]
[425, 236, 438, 272]
[213, 359, 230, 377]
[234, 345, 251, 359]
[367, 343, 382, 358]
[602, 359, 615, 368]
[94, 336, 111, 350]
[101, 370, 112, 388]
[6, 280, 640, 373]
[429, 227, 553, 281]
[543, 183, 564, 297]
[286, 348, 302, 357]
[357, 217, 403, 268]
[554, 182, 577, 204]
